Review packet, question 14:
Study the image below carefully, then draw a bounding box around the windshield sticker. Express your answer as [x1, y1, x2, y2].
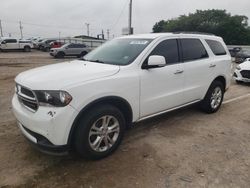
[130, 41, 148, 45]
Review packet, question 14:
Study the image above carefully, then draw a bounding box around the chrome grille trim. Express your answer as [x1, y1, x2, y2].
[16, 84, 38, 112]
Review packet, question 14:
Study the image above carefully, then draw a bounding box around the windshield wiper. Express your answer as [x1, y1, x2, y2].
[88, 59, 106, 64]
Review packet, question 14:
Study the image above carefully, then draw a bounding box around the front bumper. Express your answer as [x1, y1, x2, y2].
[12, 94, 78, 153]
[233, 70, 250, 83]
[18, 122, 69, 155]
[50, 51, 56, 56]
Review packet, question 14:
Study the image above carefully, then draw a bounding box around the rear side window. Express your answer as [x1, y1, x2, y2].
[206, 39, 227, 56]
[149, 39, 179, 64]
[181, 39, 208, 61]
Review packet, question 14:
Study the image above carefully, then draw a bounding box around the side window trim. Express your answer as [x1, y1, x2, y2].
[141, 38, 181, 68]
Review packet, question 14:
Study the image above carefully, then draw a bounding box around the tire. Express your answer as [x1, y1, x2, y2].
[200, 81, 225, 114]
[56, 51, 65, 58]
[236, 80, 243, 84]
[79, 51, 88, 58]
[74, 104, 126, 160]
[24, 46, 31, 52]
[45, 47, 50, 52]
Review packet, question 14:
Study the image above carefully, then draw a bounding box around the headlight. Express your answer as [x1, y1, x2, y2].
[34, 90, 72, 107]
[236, 65, 241, 70]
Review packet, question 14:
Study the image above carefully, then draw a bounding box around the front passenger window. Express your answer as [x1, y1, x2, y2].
[149, 39, 179, 64]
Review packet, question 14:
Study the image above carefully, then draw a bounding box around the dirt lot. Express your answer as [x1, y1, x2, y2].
[0, 51, 250, 188]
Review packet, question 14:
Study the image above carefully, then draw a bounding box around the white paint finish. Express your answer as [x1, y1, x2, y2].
[233, 59, 250, 83]
[140, 63, 185, 117]
[15, 60, 120, 90]
[12, 33, 231, 147]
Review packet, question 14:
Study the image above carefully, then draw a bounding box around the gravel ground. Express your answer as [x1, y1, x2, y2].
[0, 51, 250, 188]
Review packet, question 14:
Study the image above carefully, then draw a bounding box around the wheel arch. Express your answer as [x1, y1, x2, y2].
[213, 75, 226, 91]
[67, 96, 133, 146]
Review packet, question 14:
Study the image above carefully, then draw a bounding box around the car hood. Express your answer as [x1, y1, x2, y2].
[15, 60, 120, 90]
[239, 61, 250, 70]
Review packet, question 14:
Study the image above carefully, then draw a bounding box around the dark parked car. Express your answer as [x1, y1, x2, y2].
[228, 47, 242, 57]
[38, 39, 56, 52]
[235, 50, 250, 64]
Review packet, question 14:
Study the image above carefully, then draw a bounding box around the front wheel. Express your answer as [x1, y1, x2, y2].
[200, 81, 225, 113]
[55, 51, 65, 58]
[74, 105, 126, 160]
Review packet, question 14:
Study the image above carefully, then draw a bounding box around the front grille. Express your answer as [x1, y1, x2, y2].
[21, 87, 34, 98]
[16, 84, 38, 112]
[240, 70, 250, 79]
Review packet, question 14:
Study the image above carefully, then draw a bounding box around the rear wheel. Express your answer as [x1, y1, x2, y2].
[200, 81, 224, 113]
[24, 46, 31, 52]
[74, 105, 126, 160]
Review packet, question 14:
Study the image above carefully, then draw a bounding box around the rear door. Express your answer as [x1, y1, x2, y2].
[140, 39, 185, 118]
[65, 44, 76, 55]
[180, 38, 215, 103]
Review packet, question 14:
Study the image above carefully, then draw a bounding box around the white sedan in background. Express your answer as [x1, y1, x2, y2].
[234, 58, 250, 83]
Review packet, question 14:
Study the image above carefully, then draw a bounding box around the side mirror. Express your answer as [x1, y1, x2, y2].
[145, 55, 166, 69]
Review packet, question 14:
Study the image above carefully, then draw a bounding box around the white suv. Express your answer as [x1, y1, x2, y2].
[12, 33, 231, 159]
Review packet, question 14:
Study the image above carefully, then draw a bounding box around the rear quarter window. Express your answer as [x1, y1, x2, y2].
[206, 39, 227, 56]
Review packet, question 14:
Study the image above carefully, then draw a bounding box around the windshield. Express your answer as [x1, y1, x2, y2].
[83, 38, 152, 65]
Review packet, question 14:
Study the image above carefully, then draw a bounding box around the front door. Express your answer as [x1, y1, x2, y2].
[140, 39, 185, 118]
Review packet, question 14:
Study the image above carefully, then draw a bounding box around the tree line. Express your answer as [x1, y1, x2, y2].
[152, 10, 250, 45]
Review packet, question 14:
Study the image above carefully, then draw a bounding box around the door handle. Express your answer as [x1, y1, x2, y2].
[174, 70, 184, 74]
[209, 64, 216, 68]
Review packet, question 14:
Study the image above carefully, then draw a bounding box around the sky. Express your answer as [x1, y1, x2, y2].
[1, 0, 250, 39]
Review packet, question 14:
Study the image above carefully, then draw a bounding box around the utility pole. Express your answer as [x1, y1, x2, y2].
[102, 29, 104, 39]
[19, 21, 23, 39]
[85, 23, 90, 36]
[59, 32, 61, 41]
[128, 0, 133, 35]
[0, 20, 3, 37]
[107, 29, 110, 40]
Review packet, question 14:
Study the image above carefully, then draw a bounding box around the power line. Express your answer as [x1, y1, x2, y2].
[111, 0, 129, 29]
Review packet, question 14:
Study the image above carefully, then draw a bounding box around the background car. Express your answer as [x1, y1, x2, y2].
[0, 38, 33, 52]
[228, 47, 242, 57]
[233, 58, 250, 83]
[235, 50, 250, 63]
[50, 43, 91, 58]
[38, 39, 56, 51]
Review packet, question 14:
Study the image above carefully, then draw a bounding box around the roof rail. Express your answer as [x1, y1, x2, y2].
[173, 31, 215, 36]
